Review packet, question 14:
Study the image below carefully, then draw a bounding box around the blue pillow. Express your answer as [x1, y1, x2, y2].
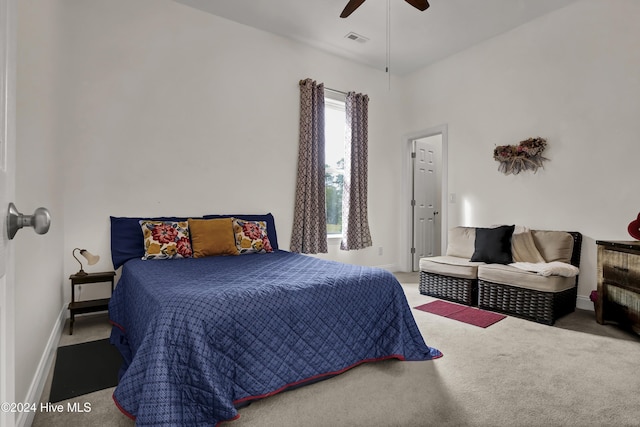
[110, 216, 190, 269]
[203, 213, 279, 251]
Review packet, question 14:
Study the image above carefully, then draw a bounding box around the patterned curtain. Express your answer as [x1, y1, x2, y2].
[341, 92, 372, 251]
[290, 79, 328, 254]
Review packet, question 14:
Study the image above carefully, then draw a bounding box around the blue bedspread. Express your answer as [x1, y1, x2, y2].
[109, 250, 441, 426]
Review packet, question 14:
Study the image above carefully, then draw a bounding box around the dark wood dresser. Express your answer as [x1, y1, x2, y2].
[596, 240, 640, 333]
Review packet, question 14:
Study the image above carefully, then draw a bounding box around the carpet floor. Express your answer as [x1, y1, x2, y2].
[32, 273, 640, 427]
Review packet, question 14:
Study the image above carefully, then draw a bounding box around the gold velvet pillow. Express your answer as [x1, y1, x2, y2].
[188, 218, 239, 257]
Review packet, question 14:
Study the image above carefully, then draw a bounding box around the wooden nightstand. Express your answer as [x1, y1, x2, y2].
[68, 271, 116, 335]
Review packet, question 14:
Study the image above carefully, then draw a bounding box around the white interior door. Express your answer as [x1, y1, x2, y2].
[0, 0, 16, 425]
[412, 136, 441, 271]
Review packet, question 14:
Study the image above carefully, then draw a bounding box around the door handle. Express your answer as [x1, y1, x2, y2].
[6, 202, 51, 240]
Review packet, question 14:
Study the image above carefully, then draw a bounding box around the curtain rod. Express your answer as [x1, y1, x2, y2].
[299, 80, 348, 96]
[325, 87, 348, 96]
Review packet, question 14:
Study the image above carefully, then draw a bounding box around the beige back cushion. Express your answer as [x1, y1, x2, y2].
[511, 231, 545, 263]
[531, 230, 574, 263]
[446, 227, 476, 259]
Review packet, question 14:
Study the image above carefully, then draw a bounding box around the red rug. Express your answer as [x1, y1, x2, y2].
[414, 300, 506, 328]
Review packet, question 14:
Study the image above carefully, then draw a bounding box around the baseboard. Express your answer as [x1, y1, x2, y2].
[576, 295, 594, 312]
[16, 304, 66, 427]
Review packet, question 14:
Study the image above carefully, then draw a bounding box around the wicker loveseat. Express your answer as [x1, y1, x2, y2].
[419, 226, 582, 325]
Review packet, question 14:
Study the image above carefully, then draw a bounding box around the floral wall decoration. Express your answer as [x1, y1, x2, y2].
[493, 137, 548, 175]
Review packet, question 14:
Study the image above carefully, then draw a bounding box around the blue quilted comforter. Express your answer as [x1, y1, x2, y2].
[109, 250, 441, 426]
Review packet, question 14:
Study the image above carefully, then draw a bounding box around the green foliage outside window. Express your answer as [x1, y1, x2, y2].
[326, 158, 344, 235]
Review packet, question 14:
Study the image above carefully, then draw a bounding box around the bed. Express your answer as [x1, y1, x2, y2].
[108, 214, 442, 425]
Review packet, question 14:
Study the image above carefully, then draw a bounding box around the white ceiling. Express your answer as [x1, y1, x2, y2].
[174, 0, 579, 75]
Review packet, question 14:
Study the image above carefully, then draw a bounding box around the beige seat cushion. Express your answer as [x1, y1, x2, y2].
[420, 256, 484, 280]
[478, 263, 575, 293]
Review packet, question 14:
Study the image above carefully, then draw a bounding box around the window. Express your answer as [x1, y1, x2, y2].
[324, 96, 346, 236]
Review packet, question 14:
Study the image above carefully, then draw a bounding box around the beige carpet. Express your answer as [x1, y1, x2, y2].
[34, 273, 640, 427]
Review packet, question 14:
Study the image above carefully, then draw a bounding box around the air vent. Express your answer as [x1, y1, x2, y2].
[345, 32, 369, 43]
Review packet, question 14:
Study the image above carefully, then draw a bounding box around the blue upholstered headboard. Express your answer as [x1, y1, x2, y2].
[110, 213, 278, 269]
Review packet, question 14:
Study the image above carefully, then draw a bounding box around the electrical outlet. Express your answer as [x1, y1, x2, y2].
[378, 247, 383, 256]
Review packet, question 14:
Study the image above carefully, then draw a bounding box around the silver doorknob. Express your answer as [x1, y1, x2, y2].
[7, 203, 51, 240]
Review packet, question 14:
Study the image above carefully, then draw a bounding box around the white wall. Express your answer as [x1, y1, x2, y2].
[400, 0, 640, 302]
[12, 0, 407, 409]
[15, 0, 65, 409]
[57, 0, 407, 302]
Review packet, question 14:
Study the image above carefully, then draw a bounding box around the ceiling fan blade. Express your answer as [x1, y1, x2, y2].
[340, 0, 366, 18]
[404, 0, 430, 12]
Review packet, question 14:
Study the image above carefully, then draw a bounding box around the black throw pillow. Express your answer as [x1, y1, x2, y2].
[470, 225, 515, 264]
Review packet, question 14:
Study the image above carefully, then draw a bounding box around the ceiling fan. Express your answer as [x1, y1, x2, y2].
[340, 0, 429, 18]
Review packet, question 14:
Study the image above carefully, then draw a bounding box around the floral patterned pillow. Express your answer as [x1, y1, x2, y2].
[140, 220, 193, 260]
[232, 218, 273, 254]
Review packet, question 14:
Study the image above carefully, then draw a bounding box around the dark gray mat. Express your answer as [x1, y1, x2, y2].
[49, 338, 121, 402]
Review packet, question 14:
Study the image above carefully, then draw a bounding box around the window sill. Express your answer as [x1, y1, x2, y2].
[327, 234, 343, 241]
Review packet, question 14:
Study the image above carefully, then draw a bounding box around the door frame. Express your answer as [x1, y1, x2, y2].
[401, 125, 448, 272]
[0, 0, 16, 425]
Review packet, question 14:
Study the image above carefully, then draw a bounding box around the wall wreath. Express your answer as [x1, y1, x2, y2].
[493, 137, 548, 175]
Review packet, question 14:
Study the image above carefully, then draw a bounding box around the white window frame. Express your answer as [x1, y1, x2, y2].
[324, 94, 346, 239]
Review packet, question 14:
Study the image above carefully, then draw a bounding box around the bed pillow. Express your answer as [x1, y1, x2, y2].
[232, 218, 273, 254]
[470, 225, 515, 264]
[140, 220, 193, 260]
[204, 213, 279, 250]
[511, 230, 545, 263]
[111, 216, 192, 269]
[189, 218, 239, 257]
